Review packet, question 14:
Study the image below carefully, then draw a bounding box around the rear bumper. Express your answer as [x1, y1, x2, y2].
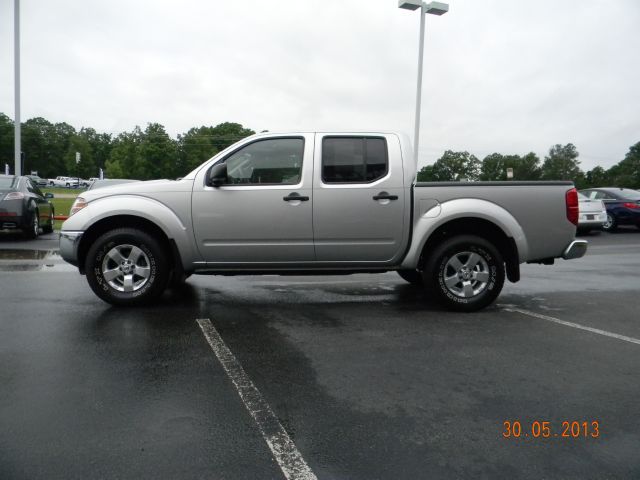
[59, 231, 84, 267]
[0, 214, 28, 230]
[562, 239, 588, 260]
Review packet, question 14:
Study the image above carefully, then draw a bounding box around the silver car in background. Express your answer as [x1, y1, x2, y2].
[577, 192, 606, 234]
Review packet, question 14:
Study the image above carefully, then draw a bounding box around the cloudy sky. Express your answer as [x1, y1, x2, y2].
[1, 0, 638, 170]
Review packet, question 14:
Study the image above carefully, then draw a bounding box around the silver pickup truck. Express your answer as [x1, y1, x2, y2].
[60, 132, 587, 311]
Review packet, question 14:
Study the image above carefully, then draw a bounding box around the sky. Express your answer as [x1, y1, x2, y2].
[1, 0, 639, 171]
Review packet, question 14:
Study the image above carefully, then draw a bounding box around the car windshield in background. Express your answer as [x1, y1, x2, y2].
[578, 193, 589, 200]
[88, 179, 140, 190]
[0, 176, 18, 189]
[617, 189, 640, 200]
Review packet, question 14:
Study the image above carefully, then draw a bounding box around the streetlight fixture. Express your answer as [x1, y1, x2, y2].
[398, 0, 449, 164]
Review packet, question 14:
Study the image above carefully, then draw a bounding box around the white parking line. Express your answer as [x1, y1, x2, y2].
[196, 319, 318, 480]
[503, 307, 640, 346]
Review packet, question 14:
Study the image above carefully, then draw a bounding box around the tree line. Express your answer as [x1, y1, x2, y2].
[417, 142, 640, 189]
[0, 113, 254, 180]
[1, 112, 638, 189]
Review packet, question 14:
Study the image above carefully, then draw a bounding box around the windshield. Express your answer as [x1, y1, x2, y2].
[578, 193, 589, 200]
[0, 176, 19, 190]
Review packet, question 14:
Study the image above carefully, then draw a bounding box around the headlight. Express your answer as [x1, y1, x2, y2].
[70, 197, 88, 216]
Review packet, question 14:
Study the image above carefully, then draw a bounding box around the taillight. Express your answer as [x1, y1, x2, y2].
[623, 202, 640, 209]
[566, 188, 579, 226]
[3, 192, 24, 201]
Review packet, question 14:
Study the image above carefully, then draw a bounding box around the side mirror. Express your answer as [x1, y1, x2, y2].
[45, 192, 54, 199]
[208, 163, 227, 187]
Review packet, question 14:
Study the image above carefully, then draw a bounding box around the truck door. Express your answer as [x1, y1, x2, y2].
[312, 134, 406, 263]
[192, 135, 315, 264]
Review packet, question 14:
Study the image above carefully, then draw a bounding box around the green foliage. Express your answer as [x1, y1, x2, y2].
[65, 134, 96, 179]
[417, 150, 480, 182]
[610, 141, 640, 188]
[177, 123, 256, 177]
[480, 152, 541, 181]
[0, 113, 14, 164]
[177, 126, 220, 176]
[540, 143, 582, 181]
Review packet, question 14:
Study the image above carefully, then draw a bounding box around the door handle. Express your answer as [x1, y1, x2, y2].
[373, 193, 398, 201]
[283, 193, 309, 202]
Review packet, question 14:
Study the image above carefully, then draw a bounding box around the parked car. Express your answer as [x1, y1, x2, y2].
[27, 174, 48, 187]
[48, 176, 80, 188]
[0, 175, 54, 239]
[60, 131, 586, 311]
[579, 187, 640, 232]
[87, 179, 140, 191]
[576, 192, 607, 234]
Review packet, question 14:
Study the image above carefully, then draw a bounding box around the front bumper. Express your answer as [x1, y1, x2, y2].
[59, 231, 84, 267]
[562, 239, 588, 260]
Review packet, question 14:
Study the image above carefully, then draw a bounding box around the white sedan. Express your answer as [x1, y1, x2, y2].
[577, 192, 606, 233]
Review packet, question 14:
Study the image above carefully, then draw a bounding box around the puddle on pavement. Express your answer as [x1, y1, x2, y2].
[0, 249, 75, 272]
[0, 249, 60, 260]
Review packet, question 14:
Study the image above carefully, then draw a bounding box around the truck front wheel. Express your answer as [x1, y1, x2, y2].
[85, 228, 170, 306]
[423, 235, 505, 312]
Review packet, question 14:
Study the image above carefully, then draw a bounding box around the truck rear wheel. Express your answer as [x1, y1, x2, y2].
[423, 235, 504, 312]
[85, 228, 169, 306]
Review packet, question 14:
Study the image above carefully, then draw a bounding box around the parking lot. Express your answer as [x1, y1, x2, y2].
[1, 229, 639, 479]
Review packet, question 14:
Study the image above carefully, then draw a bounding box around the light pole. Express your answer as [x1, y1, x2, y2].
[398, 1, 448, 165]
[14, 0, 21, 176]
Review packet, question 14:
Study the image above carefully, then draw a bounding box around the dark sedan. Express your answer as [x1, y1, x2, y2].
[580, 187, 640, 232]
[0, 175, 54, 239]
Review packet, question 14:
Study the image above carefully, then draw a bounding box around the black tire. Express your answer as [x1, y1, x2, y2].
[397, 269, 423, 285]
[576, 228, 591, 236]
[42, 208, 54, 234]
[23, 209, 39, 240]
[423, 235, 505, 312]
[85, 228, 170, 306]
[602, 213, 617, 232]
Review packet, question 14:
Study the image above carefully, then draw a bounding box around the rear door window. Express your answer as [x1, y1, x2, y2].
[322, 137, 388, 184]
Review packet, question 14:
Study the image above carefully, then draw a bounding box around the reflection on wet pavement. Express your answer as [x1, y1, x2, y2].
[0, 249, 59, 260]
[0, 248, 75, 272]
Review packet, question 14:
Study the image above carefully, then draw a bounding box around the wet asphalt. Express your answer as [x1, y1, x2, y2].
[0, 229, 639, 479]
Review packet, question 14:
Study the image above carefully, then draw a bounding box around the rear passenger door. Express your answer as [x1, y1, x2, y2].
[312, 134, 406, 263]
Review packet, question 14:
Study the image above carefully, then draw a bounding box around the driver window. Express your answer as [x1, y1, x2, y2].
[224, 138, 304, 185]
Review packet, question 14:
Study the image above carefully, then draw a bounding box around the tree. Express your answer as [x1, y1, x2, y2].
[612, 141, 640, 188]
[541, 143, 583, 181]
[583, 166, 609, 188]
[0, 113, 14, 166]
[177, 126, 220, 176]
[105, 128, 143, 179]
[65, 135, 96, 179]
[480, 152, 541, 181]
[138, 123, 178, 179]
[105, 123, 178, 180]
[80, 127, 112, 173]
[208, 122, 255, 151]
[417, 150, 481, 182]
[176, 122, 255, 177]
